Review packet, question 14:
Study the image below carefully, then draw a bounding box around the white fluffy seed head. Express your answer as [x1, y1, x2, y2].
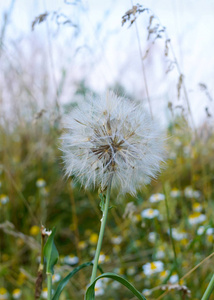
[61, 91, 165, 194]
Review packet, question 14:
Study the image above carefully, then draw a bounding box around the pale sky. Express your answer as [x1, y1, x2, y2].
[0, 0, 214, 127]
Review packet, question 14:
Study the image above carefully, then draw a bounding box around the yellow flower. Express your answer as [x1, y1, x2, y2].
[89, 233, 98, 245]
[0, 288, 8, 299]
[30, 225, 40, 236]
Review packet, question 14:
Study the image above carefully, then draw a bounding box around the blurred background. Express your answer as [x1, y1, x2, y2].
[0, 1, 214, 299]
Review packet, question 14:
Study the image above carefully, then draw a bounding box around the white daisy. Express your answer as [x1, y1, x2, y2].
[149, 193, 165, 203]
[142, 261, 164, 276]
[141, 208, 160, 219]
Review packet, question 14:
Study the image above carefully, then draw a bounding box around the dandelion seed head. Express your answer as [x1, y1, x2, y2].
[61, 91, 165, 194]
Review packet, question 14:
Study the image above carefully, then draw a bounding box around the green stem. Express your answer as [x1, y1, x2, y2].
[47, 273, 52, 300]
[201, 274, 214, 300]
[90, 181, 112, 284]
[163, 184, 180, 277]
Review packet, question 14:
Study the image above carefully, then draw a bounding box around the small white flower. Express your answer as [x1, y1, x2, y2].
[0, 288, 9, 300]
[64, 255, 79, 265]
[192, 202, 202, 212]
[148, 232, 157, 243]
[0, 194, 9, 205]
[142, 289, 152, 296]
[61, 91, 165, 194]
[206, 228, 214, 236]
[149, 193, 165, 203]
[156, 246, 165, 259]
[188, 213, 206, 225]
[168, 273, 179, 284]
[127, 267, 136, 276]
[170, 189, 181, 198]
[41, 226, 52, 236]
[141, 208, 160, 219]
[94, 280, 105, 296]
[142, 261, 164, 276]
[111, 236, 122, 245]
[36, 178, 46, 188]
[52, 273, 61, 283]
[12, 289, 22, 299]
[197, 226, 205, 235]
[184, 187, 200, 198]
[170, 228, 188, 241]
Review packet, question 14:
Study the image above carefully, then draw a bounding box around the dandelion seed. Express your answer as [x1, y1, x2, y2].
[61, 91, 165, 194]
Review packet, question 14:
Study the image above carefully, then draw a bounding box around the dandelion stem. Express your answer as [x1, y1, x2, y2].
[47, 273, 52, 300]
[90, 179, 112, 284]
[201, 274, 214, 300]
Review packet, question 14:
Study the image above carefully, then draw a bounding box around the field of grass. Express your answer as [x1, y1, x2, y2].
[0, 99, 214, 300]
[0, 2, 214, 300]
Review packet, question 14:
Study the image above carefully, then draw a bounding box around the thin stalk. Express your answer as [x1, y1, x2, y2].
[201, 274, 214, 300]
[47, 273, 52, 300]
[163, 183, 180, 277]
[90, 180, 112, 284]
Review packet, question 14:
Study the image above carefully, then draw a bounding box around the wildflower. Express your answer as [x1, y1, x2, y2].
[30, 225, 40, 236]
[111, 235, 122, 245]
[41, 288, 48, 299]
[52, 273, 61, 283]
[168, 272, 179, 284]
[192, 202, 202, 212]
[142, 289, 152, 296]
[206, 228, 214, 243]
[170, 188, 181, 198]
[170, 228, 188, 241]
[64, 254, 79, 265]
[94, 280, 105, 296]
[156, 246, 165, 259]
[184, 187, 200, 198]
[149, 193, 165, 203]
[12, 289, 22, 299]
[141, 208, 160, 219]
[0, 288, 8, 300]
[61, 91, 165, 194]
[160, 270, 169, 279]
[36, 178, 46, 188]
[127, 267, 136, 276]
[148, 232, 157, 243]
[0, 194, 9, 205]
[142, 261, 164, 276]
[41, 226, 52, 236]
[188, 212, 206, 225]
[197, 226, 205, 235]
[89, 233, 98, 245]
[78, 241, 87, 250]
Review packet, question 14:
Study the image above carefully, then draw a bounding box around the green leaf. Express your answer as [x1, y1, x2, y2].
[43, 227, 59, 275]
[52, 262, 101, 300]
[85, 272, 147, 300]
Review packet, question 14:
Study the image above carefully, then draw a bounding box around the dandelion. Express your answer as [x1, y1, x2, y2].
[149, 193, 165, 203]
[142, 261, 164, 276]
[141, 208, 160, 219]
[61, 91, 165, 194]
[61, 91, 165, 287]
[188, 212, 206, 225]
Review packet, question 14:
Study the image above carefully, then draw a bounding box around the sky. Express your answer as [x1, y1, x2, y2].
[0, 0, 214, 127]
